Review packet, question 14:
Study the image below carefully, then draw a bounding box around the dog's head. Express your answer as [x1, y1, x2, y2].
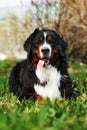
[24, 28, 68, 68]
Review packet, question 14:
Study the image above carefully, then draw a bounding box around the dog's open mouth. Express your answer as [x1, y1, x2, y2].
[37, 58, 49, 69]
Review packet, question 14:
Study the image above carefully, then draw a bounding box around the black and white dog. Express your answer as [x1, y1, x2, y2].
[9, 28, 76, 101]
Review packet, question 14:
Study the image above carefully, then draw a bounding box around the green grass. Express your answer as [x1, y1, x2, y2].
[0, 59, 87, 130]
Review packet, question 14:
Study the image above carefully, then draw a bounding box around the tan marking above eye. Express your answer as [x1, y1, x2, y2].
[47, 36, 52, 41]
[39, 36, 43, 41]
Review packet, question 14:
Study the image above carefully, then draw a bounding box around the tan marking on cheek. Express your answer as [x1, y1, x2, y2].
[32, 49, 41, 67]
[33, 50, 40, 58]
[52, 50, 60, 65]
[32, 50, 39, 67]
[52, 50, 58, 55]
[32, 57, 38, 68]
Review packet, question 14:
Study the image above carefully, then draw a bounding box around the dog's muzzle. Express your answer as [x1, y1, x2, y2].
[37, 45, 52, 68]
[41, 47, 50, 57]
[40, 47, 51, 66]
[40, 44, 52, 59]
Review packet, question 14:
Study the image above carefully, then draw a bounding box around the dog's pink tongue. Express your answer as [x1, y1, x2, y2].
[37, 60, 45, 69]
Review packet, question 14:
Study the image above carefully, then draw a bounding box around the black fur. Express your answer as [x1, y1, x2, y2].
[9, 28, 76, 101]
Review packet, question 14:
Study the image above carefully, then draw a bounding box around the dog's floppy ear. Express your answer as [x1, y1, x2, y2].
[24, 28, 39, 52]
[60, 38, 68, 56]
[59, 38, 68, 56]
[58, 34, 68, 52]
[55, 32, 68, 51]
[54, 31, 68, 56]
[51, 30, 68, 53]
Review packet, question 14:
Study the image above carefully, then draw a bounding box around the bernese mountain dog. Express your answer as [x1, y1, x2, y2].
[9, 28, 76, 101]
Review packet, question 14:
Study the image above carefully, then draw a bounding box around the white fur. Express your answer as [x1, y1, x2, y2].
[44, 32, 47, 39]
[34, 65, 62, 101]
[39, 32, 52, 58]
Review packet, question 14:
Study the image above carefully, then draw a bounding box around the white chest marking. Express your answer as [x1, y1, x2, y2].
[34, 65, 61, 101]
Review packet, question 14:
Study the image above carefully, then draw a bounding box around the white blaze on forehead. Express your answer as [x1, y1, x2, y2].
[44, 32, 47, 40]
[39, 32, 52, 58]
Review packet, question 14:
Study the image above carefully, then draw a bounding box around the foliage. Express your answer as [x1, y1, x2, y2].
[0, 12, 35, 58]
[0, 59, 87, 130]
[57, 0, 87, 63]
[1, 0, 87, 63]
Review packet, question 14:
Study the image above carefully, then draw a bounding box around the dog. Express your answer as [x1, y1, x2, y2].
[9, 28, 76, 101]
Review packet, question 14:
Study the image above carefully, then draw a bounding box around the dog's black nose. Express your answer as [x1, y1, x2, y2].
[41, 48, 50, 55]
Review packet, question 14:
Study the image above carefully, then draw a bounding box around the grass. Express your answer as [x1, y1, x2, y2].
[0, 59, 87, 130]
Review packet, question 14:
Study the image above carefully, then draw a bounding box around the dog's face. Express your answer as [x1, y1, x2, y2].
[24, 28, 68, 68]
